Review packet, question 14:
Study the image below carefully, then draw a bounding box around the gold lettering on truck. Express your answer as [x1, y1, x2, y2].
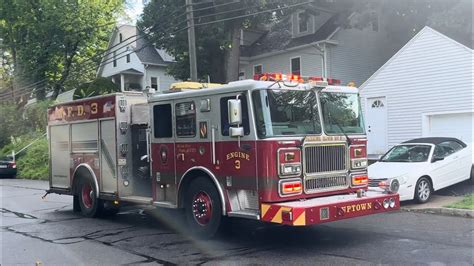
[340, 202, 372, 214]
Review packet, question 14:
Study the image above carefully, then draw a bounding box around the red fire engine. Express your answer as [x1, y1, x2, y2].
[47, 74, 400, 238]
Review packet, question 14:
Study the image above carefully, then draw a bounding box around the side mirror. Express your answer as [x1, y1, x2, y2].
[432, 156, 444, 163]
[228, 99, 242, 126]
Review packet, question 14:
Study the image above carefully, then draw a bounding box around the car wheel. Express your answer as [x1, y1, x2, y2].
[184, 176, 222, 239]
[415, 177, 432, 204]
[78, 175, 103, 217]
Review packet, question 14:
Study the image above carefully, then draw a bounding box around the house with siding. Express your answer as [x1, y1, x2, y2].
[360, 26, 473, 156]
[239, 7, 397, 87]
[97, 25, 178, 92]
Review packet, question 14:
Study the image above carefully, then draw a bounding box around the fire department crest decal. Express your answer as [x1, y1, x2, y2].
[199, 121, 208, 139]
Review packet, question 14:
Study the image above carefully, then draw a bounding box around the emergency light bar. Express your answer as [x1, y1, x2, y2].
[253, 73, 341, 85]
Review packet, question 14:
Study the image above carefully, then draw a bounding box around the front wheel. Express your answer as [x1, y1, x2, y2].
[78, 175, 103, 217]
[415, 177, 432, 204]
[184, 176, 222, 239]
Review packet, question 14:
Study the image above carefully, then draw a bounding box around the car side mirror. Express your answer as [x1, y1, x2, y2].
[432, 156, 444, 163]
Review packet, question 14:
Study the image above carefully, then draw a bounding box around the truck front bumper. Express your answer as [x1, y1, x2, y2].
[261, 190, 399, 226]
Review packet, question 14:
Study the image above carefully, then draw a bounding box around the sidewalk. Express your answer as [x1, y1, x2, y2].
[401, 194, 474, 218]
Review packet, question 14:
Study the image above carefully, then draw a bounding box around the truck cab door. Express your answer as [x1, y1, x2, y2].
[216, 93, 257, 193]
[150, 102, 176, 204]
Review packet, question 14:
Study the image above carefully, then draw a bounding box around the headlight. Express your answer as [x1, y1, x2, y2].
[351, 158, 368, 169]
[383, 199, 390, 209]
[280, 163, 301, 176]
[378, 178, 400, 194]
[389, 197, 396, 208]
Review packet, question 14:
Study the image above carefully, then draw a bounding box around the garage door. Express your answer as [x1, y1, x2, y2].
[425, 112, 473, 144]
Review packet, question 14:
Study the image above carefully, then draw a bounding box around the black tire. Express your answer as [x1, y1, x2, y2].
[78, 174, 103, 217]
[184, 176, 222, 239]
[414, 177, 432, 204]
[73, 195, 81, 212]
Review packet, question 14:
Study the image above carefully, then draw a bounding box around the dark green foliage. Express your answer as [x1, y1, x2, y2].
[73, 77, 120, 100]
[0, 100, 52, 179]
[16, 138, 49, 180]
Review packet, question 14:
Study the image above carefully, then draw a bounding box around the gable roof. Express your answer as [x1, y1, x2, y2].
[135, 36, 170, 65]
[97, 25, 174, 76]
[241, 11, 348, 58]
[360, 26, 473, 90]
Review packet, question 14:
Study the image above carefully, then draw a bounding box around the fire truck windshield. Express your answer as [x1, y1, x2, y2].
[252, 89, 321, 138]
[319, 92, 365, 135]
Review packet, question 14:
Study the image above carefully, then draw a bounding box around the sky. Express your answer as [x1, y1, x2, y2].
[121, 0, 145, 24]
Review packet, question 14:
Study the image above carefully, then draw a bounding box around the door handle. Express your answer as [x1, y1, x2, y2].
[177, 153, 185, 161]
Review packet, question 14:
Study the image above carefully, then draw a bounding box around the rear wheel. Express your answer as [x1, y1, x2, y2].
[415, 177, 432, 204]
[184, 176, 222, 239]
[78, 175, 103, 217]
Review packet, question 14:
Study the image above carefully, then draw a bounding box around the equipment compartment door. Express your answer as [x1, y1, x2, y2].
[50, 124, 70, 188]
[100, 119, 117, 194]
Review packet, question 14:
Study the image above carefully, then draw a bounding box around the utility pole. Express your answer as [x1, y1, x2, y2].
[186, 0, 198, 81]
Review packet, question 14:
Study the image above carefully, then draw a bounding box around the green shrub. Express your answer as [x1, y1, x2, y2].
[16, 137, 49, 180]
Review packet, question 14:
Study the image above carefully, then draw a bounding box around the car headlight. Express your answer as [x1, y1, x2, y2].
[378, 178, 400, 194]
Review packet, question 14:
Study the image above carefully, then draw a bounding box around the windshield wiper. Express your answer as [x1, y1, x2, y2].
[331, 119, 352, 146]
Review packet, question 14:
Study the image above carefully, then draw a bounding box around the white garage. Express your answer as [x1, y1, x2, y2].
[423, 112, 474, 144]
[360, 27, 473, 156]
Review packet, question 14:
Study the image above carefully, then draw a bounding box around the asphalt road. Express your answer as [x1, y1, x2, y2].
[1, 179, 473, 265]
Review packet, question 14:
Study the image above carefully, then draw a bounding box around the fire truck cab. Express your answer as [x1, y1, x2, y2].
[47, 74, 399, 238]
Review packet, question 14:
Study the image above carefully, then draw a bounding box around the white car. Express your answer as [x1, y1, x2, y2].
[369, 137, 473, 203]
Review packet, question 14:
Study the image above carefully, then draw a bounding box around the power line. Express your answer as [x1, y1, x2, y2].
[192, 1, 312, 27]
[175, 0, 240, 21]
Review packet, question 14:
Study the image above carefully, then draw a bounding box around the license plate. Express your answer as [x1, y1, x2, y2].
[0, 165, 7, 168]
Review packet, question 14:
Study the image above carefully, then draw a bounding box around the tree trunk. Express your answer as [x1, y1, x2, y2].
[52, 41, 79, 100]
[225, 24, 241, 83]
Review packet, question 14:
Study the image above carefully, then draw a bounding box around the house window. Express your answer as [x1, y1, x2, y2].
[371, 100, 384, 108]
[253, 64, 262, 76]
[113, 51, 117, 67]
[119, 33, 123, 43]
[126, 53, 130, 63]
[176, 102, 196, 137]
[291, 57, 301, 75]
[298, 12, 309, 33]
[151, 77, 158, 90]
[153, 104, 172, 138]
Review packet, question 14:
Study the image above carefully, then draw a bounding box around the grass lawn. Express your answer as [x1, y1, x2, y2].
[445, 194, 474, 210]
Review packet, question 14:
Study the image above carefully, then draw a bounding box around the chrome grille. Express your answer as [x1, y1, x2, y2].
[304, 144, 347, 174]
[369, 178, 387, 187]
[305, 175, 348, 192]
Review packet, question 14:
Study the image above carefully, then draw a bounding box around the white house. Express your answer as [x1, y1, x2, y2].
[239, 8, 398, 87]
[97, 25, 178, 92]
[360, 26, 473, 156]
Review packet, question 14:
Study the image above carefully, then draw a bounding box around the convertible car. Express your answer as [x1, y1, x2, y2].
[369, 137, 473, 203]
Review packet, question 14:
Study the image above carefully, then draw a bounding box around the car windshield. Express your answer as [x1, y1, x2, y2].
[252, 89, 321, 138]
[319, 92, 365, 134]
[381, 145, 432, 162]
[0, 156, 13, 161]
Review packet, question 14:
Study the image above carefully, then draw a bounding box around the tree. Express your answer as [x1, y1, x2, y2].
[73, 77, 120, 100]
[139, 0, 304, 83]
[0, 0, 125, 100]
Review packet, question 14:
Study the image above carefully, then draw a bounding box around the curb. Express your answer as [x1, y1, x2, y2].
[401, 207, 474, 219]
